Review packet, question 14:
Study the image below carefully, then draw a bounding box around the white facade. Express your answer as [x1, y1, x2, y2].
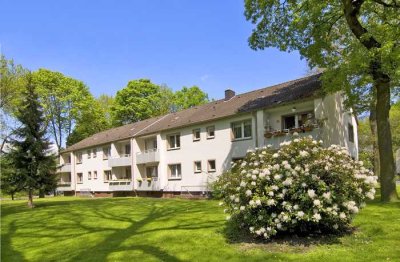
[57, 94, 358, 195]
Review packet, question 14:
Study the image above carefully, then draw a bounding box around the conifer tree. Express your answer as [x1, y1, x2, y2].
[6, 74, 57, 208]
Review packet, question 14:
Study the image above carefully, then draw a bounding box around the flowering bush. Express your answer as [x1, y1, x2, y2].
[214, 135, 377, 239]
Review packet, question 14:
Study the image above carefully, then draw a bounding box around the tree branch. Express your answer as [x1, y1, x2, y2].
[372, 0, 400, 8]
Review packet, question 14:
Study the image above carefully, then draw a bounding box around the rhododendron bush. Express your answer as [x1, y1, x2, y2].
[213, 136, 377, 239]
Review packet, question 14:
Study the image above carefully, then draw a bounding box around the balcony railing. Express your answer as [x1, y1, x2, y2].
[57, 163, 71, 173]
[108, 155, 131, 167]
[136, 177, 160, 191]
[264, 125, 321, 149]
[108, 180, 133, 191]
[136, 149, 160, 164]
[57, 181, 73, 191]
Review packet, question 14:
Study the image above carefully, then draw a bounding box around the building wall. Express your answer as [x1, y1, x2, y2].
[59, 94, 360, 194]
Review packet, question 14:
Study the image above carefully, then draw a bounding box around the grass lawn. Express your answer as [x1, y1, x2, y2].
[1, 194, 400, 262]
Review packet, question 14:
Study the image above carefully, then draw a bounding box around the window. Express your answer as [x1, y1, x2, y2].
[104, 170, 112, 182]
[167, 134, 181, 150]
[88, 171, 92, 180]
[76, 152, 82, 164]
[348, 123, 354, 143]
[206, 126, 215, 139]
[87, 150, 91, 159]
[103, 146, 111, 160]
[77, 173, 83, 183]
[208, 160, 216, 172]
[232, 120, 252, 140]
[146, 166, 158, 178]
[92, 148, 97, 158]
[168, 164, 182, 179]
[194, 161, 202, 173]
[125, 167, 132, 179]
[193, 129, 201, 141]
[145, 138, 157, 151]
[124, 144, 131, 156]
[94, 171, 97, 180]
[283, 115, 296, 129]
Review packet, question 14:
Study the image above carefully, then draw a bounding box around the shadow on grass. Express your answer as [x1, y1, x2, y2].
[1, 197, 222, 262]
[220, 218, 354, 253]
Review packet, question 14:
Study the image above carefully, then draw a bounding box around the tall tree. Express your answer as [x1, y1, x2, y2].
[111, 79, 166, 126]
[6, 74, 57, 208]
[97, 94, 114, 126]
[244, 0, 399, 201]
[173, 86, 209, 111]
[33, 69, 103, 151]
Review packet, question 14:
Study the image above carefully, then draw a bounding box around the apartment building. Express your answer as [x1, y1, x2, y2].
[57, 74, 358, 196]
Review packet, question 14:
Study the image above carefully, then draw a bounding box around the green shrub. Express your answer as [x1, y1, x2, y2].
[214, 135, 377, 239]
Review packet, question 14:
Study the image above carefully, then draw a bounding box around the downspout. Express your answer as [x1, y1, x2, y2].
[253, 112, 258, 148]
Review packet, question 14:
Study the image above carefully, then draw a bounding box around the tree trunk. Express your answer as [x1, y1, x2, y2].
[369, 90, 380, 178]
[11, 192, 14, 201]
[39, 189, 45, 198]
[27, 189, 34, 208]
[374, 76, 398, 202]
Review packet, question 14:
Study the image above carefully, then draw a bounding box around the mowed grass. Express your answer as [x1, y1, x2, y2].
[1, 193, 400, 262]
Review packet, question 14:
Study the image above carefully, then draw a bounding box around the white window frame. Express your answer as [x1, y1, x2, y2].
[76, 152, 83, 164]
[194, 161, 202, 173]
[193, 129, 201, 141]
[206, 126, 215, 139]
[94, 171, 97, 180]
[231, 120, 252, 140]
[208, 160, 216, 173]
[103, 146, 111, 160]
[87, 150, 91, 159]
[88, 171, 92, 180]
[77, 173, 83, 183]
[167, 133, 181, 150]
[168, 164, 182, 180]
[104, 170, 112, 182]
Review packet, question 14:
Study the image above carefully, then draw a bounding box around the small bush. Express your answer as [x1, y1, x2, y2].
[214, 135, 377, 240]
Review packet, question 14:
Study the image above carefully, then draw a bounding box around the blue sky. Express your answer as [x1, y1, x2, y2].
[0, 0, 308, 100]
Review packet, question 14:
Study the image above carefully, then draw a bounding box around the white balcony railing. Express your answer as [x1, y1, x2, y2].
[108, 180, 133, 191]
[57, 163, 71, 173]
[136, 149, 160, 164]
[108, 155, 131, 167]
[136, 177, 160, 191]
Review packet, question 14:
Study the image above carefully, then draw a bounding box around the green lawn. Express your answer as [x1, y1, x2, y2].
[1, 195, 399, 262]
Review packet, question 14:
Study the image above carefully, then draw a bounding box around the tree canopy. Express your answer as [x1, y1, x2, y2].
[244, 0, 399, 201]
[173, 86, 209, 111]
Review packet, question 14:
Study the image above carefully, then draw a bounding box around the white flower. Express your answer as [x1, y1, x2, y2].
[249, 227, 254, 232]
[240, 181, 246, 187]
[234, 197, 240, 203]
[299, 150, 309, 157]
[251, 174, 257, 180]
[255, 199, 262, 206]
[301, 182, 307, 187]
[293, 138, 299, 143]
[333, 224, 339, 230]
[283, 178, 293, 186]
[249, 200, 255, 206]
[260, 227, 266, 233]
[268, 191, 274, 197]
[276, 223, 282, 229]
[297, 211, 305, 218]
[273, 153, 279, 158]
[293, 205, 299, 210]
[252, 169, 259, 175]
[322, 192, 331, 200]
[267, 199, 275, 206]
[251, 181, 256, 186]
[255, 230, 262, 235]
[245, 190, 252, 196]
[229, 195, 235, 200]
[274, 174, 282, 180]
[307, 189, 316, 198]
[226, 215, 231, 220]
[339, 212, 346, 219]
[263, 169, 271, 175]
[312, 213, 321, 221]
[313, 199, 321, 207]
[271, 185, 279, 190]
[219, 202, 224, 206]
[240, 206, 245, 211]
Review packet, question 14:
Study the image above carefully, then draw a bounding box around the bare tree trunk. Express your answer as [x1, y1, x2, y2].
[369, 90, 379, 178]
[27, 189, 34, 208]
[374, 74, 398, 202]
[11, 192, 14, 201]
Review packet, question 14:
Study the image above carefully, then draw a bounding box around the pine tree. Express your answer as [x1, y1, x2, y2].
[6, 74, 57, 208]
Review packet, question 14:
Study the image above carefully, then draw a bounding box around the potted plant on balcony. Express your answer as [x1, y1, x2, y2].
[264, 131, 273, 138]
[146, 177, 152, 184]
[273, 130, 286, 137]
[136, 177, 143, 186]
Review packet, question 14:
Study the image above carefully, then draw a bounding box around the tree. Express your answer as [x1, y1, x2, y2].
[97, 94, 114, 126]
[33, 69, 103, 151]
[0, 155, 21, 200]
[6, 74, 57, 208]
[244, 0, 399, 201]
[111, 79, 166, 126]
[173, 86, 209, 111]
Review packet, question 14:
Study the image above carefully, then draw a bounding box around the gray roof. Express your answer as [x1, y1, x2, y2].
[62, 73, 322, 153]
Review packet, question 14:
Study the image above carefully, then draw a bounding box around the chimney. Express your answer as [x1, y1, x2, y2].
[224, 89, 235, 101]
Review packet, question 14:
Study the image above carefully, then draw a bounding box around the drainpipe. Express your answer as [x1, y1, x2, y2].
[253, 112, 258, 148]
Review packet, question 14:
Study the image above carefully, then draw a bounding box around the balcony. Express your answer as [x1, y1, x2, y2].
[57, 163, 71, 173]
[108, 180, 134, 191]
[136, 177, 160, 191]
[136, 149, 160, 165]
[108, 154, 131, 167]
[57, 182, 72, 191]
[264, 125, 321, 149]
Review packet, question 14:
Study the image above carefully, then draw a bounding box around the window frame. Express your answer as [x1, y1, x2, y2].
[167, 133, 181, 150]
[207, 160, 216, 173]
[231, 119, 252, 141]
[168, 163, 182, 180]
[77, 173, 83, 183]
[348, 123, 354, 143]
[88, 171, 92, 180]
[194, 161, 202, 173]
[103, 146, 111, 160]
[76, 152, 83, 164]
[192, 129, 201, 142]
[87, 149, 91, 159]
[94, 171, 98, 180]
[92, 148, 97, 158]
[206, 126, 215, 139]
[103, 170, 112, 183]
